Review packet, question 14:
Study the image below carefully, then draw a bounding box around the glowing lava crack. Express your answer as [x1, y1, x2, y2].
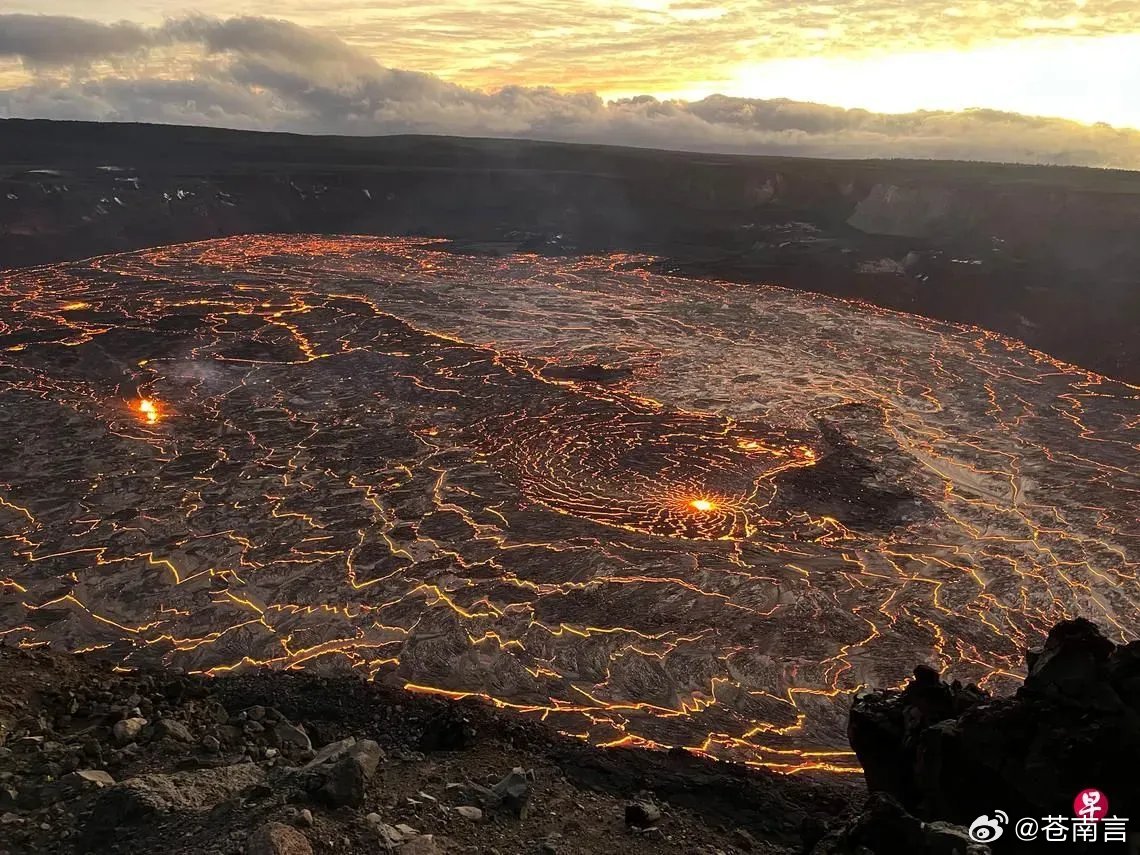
[0, 235, 1137, 776]
[474, 394, 818, 541]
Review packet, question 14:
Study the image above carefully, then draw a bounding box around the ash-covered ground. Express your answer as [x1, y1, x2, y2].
[1, 235, 1137, 775]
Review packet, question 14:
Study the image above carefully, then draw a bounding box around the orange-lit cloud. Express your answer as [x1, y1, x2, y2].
[7, 1, 1140, 107]
[1, 10, 1138, 168]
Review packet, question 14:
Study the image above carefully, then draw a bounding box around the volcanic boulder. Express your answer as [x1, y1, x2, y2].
[849, 618, 1140, 841]
[83, 762, 266, 843]
[304, 738, 383, 807]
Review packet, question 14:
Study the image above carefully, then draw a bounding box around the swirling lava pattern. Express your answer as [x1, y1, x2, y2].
[479, 397, 816, 541]
[0, 235, 1138, 775]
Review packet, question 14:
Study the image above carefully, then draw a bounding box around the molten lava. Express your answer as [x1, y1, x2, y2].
[0, 234, 1136, 777]
[136, 398, 159, 424]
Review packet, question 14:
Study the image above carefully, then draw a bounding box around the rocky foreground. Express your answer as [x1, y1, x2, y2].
[843, 619, 1140, 854]
[0, 644, 857, 855]
[1, 619, 1137, 854]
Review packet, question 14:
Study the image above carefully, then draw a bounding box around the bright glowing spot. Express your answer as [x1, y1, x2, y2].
[61, 302, 89, 311]
[738, 438, 783, 455]
[690, 498, 716, 512]
[720, 34, 1140, 129]
[137, 398, 159, 424]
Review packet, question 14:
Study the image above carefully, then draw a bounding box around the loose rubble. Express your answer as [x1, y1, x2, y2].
[0, 646, 852, 854]
[2, 618, 1130, 854]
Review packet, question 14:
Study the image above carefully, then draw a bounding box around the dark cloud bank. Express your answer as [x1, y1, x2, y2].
[2, 13, 1138, 169]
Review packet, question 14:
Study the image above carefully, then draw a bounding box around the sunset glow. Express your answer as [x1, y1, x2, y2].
[1, 2, 1138, 166]
[713, 35, 1140, 129]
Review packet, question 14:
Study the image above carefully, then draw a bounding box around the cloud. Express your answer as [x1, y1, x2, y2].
[165, 16, 383, 78]
[8, 2, 1140, 96]
[0, 14, 152, 66]
[1, 13, 1138, 170]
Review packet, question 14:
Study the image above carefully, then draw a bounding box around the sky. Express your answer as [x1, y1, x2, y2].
[2, 2, 1140, 168]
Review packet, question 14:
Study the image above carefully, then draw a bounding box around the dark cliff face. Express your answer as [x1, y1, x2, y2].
[2, 118, 1139, 380]
[846, 620, 1140, 855]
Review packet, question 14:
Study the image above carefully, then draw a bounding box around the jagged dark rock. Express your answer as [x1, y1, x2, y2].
[292, 737, 383, 808]
[316, 739, 382, 807]
[625, 799, 662, 828]
[848, 664, 986, 805]
[491, 767, 531, 819]
[849, 619, 1140, 851]
[83, 763, 265, 844]
[155, 718, 194, 743]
